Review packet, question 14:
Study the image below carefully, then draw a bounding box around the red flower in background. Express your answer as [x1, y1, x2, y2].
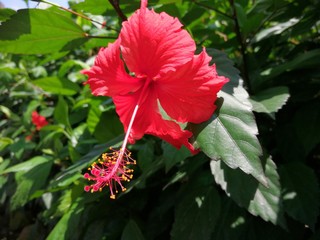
[32, 111, 48, 130]
[83, 0, 228, 153]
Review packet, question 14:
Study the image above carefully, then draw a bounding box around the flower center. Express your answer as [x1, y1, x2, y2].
[84, 148, 136, 199]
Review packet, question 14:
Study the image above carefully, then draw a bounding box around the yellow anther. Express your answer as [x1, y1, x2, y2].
[99, 188, 102, 192]
[122, 187, 127, 192]
[110, 195, 116, 199]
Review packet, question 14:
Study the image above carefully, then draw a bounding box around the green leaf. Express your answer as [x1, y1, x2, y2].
[162, 141, 191, 172]
[253, 18, 299, 42]
[0, 105, 19, 120]
[235, 3, 247, 29]
[171, 186, 221, 240]
[293, 102, 320, 155]
[0, 8, 16, 22]
[280, 162, 320, 230]
[128, 156, 164, 191]
[0, 9, 86, 54]
[261, 49, 320, 79]
[137, 141, 154, 172]
[47, 199, 84, 240]
[121, 219, 145, 240]
[8, 138, 36, 160]
[33, 77, 80, 96]
[212, 196, 247, 240]
[189, 92, 267, 186]
[211, 156, 286, 227]
[73, 0, 179, 15]
[1, 156, 49, 174]
[10, 156, 53, 210]
[86, 99, 102, 134]
[0, 137, 14, 152]
[58, 59, 88, 78]
[249, 86, 290, 114]
[73, 0, 114, 15]
[54, 96, 71, 130]
[93, 110, 124, 142]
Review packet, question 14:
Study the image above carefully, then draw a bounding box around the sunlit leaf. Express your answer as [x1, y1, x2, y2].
[0, 9, 86, 54]
[253, 18, 299, 42]
[10, 156, 53, 210]
[33, 77, 80, 96]
[1, 156, 49, 174]
[250, 86, 290, 114]
[0, 137, 13, 152]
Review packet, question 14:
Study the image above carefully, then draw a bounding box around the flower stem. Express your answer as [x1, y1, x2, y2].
[108, 0, 127, 22]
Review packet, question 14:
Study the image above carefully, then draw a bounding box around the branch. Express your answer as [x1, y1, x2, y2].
[84, 34, 117, 39]
[229, 0, 251, 93]
[108, 0, 127, 22]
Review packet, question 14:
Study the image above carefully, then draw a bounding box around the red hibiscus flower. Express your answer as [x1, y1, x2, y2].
[31, 111, 48, 130]
[82, 0, 228, 198]
[83, 0, 228, 153]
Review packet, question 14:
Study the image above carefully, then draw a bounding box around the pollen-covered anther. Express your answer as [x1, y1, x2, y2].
[83, 148, 135, 199]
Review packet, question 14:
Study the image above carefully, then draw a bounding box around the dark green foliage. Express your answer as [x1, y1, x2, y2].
[0, 0, 319, 239]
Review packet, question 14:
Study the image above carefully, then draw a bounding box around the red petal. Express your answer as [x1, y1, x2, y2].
[82, 40, 143, 97]
[157, 49, 229, 124]
[120, 8, 196, 79]
[113, 81, 196, 153]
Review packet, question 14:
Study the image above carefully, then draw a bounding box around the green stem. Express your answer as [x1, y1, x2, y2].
[108, 0, 127, 22]
[85, 34, 117, 39]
